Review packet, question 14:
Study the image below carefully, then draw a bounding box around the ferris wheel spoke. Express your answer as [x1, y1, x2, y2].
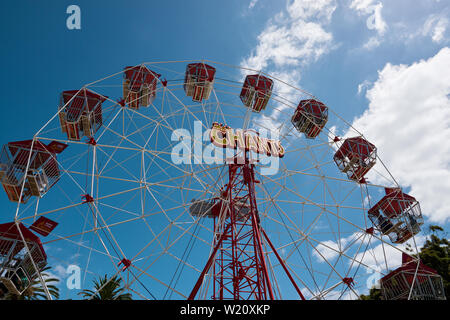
[254, 173, 326, 293]
[256, 169, 393, 286]
[258, 171, 373, 240]
[127, 216, 208, 294]
[211, 88, 228, 125]
[140, 94, 229, 190]
[280, 138, 355, 253]
[270, 178, 405, 272]
[131, 264, 187, 299]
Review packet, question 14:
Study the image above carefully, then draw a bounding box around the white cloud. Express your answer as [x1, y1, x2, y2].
[348, 47, 450, 223]
[241, 17, 334, 72]
[287, 0, 337, 22]
[349, 0, 374, 11]
[348, 1, 450, 49]
[357, 80, 373, 95]
[241, 0, 337, 130]
[248, 0, 258, 10]
[423, 14, 449, 43]
[313, 232, 369, 262]
[241, 0, 336, 71]
[353, 235, 426, 272]
[310, 232, 426, 300]
[313, 230, 427, 276]
[363, 195, 372, 207]
[362, 36, 381, 50]
[53, 264, 68, 279]
[314, 239, 343, 261]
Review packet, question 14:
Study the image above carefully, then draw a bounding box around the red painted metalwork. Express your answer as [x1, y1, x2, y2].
[333, 136, 377, 182]
[0, 140, 67, 203]
[292, 99, 328, 139]
[240, 74, 273, 112]
[0, 222, 48, 296]
[86, 137, 97, 146]
[118, 258, 132, 272]
[184, 63, 216, 102]
[58, 88, 106, 141]
[260, 228, 306, 300]
[0, 222, 46, 261]
[188, 224, 231, 300]
[342, 277, 355, 288]
[123, 65, 160, 109]
[368, 188, 423, 244]
[30, 216, 58, 237]
[380, 253, 446, 300]
[188, 155, 305, 300]
[82, 193, 94, 203]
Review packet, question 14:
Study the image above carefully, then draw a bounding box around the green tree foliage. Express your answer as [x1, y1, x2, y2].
[417, 225, 449, 298]
[3, 265, 60, 300]
[359, 287, 381, 300]
[79, 274, 132, 300]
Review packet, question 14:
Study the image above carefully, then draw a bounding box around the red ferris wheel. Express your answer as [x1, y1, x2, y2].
[0, 61, 445, 300]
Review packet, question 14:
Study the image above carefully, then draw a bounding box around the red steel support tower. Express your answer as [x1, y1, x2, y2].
[189, 157, 305, 300]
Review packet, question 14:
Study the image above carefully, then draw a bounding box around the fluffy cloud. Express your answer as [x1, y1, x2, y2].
[423, 14, 449, 43]
[313, 238, 344, 261]
[248, 0, 258, 10]
[313, 230, 427, 276]
[348, 1, 450, 48]
[241, 0, 337, 130]
[357, 80, 373, 95]
[353, 235, 426, 272]
[313, 232, 369, 263]
[286, 0, 336, 22]
[241, 1, 336, 72]
[245, 20, 333, 71]
[349, 0, 387, 49]
[349, 47, 450, 223]
[362, 36, 381, 50]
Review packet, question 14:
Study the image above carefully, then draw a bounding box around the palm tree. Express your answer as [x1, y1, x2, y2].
[79, 274, 132, 300]
[3, 265, 60, 300]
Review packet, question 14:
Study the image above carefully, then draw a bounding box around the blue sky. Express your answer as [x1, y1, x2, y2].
[0, 0, 449, 300]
